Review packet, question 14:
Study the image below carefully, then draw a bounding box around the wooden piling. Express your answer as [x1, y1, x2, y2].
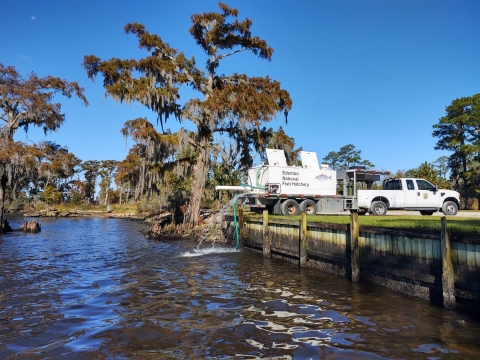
[300, 211, 308, 267]
[350, 211, 360, 281]
[263, 210, 271, 258]
[441, 216, 456, 309]
[238, 208, 245, 246]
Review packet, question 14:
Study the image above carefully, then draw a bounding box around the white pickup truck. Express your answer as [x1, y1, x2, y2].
[357, 178, 461, 216]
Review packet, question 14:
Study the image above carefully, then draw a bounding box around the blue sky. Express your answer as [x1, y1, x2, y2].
[2, 0, 479, 174]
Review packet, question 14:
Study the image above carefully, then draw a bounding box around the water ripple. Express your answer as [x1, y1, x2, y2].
[1, 215, 480, 359]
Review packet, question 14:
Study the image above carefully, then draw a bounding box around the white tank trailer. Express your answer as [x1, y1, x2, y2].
[216, 149, 389, 216]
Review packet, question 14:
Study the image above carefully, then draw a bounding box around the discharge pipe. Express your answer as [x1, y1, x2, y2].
[216, 183, 266, 191]
[216, 183, 266, 250]
[215, 185, 252, 191]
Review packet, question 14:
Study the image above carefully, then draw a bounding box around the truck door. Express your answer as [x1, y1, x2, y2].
[392, 179, 405, 207]
[415, 179, 439, 208]
[405, 179, 418, 206]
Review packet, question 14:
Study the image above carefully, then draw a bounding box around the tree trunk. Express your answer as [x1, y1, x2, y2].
[0, 175, 7, 233]
[104, 188, 109, 206]
[12, 179, 18, 201]
[462, 157, 469, 209]
[184, 134, 211, 227]
[464, 188, 469, 209]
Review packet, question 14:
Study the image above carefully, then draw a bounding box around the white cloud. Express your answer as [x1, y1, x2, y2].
[31, 16, 36, 20]
[20, 54, 33, 62]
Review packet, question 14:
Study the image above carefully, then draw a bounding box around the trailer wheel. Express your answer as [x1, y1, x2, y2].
[442, 201, 458, 216]
[420, 210, 434, 216]
[299, 199, 316, 215]
[281, 199, 300, 216]
[370, 201, 387, 216]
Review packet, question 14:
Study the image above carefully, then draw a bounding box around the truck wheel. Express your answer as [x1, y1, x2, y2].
[442, 201, 458, 216]
[420, 210, 434, 216]
[281, 199, 300, 216]
[299, 199, 316, 215]
[370, 201, 387, 216]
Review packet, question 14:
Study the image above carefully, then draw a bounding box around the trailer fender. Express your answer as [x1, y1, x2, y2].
[273, 199, 282, 215]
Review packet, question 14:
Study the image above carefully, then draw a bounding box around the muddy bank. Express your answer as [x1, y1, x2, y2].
[15, 208, 229, 245]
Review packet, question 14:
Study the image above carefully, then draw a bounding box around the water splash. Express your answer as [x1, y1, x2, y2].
[181, 246, 241, 257]
[195, 193, 246, 251]
[208, 194, 245, 227]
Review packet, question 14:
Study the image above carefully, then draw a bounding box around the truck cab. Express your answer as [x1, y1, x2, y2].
[357, 178, 461, 216]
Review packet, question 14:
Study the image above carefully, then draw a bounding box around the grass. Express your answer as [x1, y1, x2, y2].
[244, 211, 480, 235]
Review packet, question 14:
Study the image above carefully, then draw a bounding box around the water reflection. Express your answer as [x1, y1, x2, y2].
[0, 215, 479, 359]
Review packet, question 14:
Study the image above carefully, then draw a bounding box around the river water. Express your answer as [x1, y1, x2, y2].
[1, 215, 480, 359]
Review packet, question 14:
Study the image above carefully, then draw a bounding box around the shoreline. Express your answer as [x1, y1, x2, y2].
[6, 210, 208, 241]
[15, 209, 147, 220]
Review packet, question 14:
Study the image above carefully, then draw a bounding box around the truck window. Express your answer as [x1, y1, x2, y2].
[393, 179, 402, 190]
[406, 180, 415, 190]
[416, 179, 435, 191]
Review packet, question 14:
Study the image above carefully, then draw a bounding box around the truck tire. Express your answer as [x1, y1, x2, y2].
[370, 201, 387, 216]
[442, 201, 458, 216]
[299, 199, 316, 215]
[420, 210, 434, 216]
[281, 199, 300, 216]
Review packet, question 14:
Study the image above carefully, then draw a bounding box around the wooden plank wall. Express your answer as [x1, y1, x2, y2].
[232, 211, 480, 312]
[358, 228, 442, 282]
[269, 220, 299, 257]
[243, 219, 263, 249]
[450, 233, 480, 301]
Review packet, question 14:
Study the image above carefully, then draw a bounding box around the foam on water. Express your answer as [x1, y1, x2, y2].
[181, 246, 240, 257]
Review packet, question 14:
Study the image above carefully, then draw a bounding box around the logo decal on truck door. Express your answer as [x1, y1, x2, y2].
[423, 193, 428, 199]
